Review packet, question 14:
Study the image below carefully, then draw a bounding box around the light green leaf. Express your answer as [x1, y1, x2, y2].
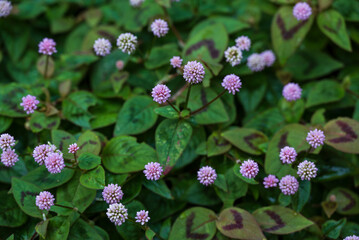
[80, 166, 105, 190]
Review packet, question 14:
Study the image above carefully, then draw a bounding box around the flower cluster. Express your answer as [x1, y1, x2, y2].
[235, 36, 251, 51]
[222, 74, 242, 95]
[293, 2, 312, 21]
[152, 84, 171, 104]
[0, 133, 18, 167]
[144, 162, 163, 181]
[107, 203, 128, 226]
[36, 191, 55, 211]
[116, 60, 124, 70]
[297, 160, 318, 181]
[129, 0, 144, 7]
[197, 166, 217, 186]
[282, 83, 302, 101]
[68, 143, 79, 154]
[102, 184, 124, 204]
[135, 210, 150, 225]
[240, 160, 259, 179]
[93, 38, 112, 56]
[279, 175, 299, 195]
[170, 56, 182, 68]
[247, 50, 276, 72]
[306, 129, 325, 149]
[263, 175, 279, 188]
[279, 146, 297, 164]
[38, 38, 57, 55]
[151, 19, 169, 38]
[224, 46, 242, 67]
[33, 142, 64, 174]
[0, 0, 12, 18]
[183, 61, 205, 84]
[117, 33, 137, 54]
[344, 236, 359, 240]
[0, 133, 15, 150]
[20, 95, 40, 114]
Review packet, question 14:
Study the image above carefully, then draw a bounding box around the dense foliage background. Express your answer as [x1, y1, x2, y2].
[1, 0, 359, 239]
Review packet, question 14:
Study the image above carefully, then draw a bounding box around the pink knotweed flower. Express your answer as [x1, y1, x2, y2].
[222, 74, 242, 95]
[38, 38, 57, 55]
[263, 175, 279, 188]
[306, 129, 325, 149]
[297, 160, 318, 181]
[107, 203, 128, 226]
[116, 60, 124, 70]
[197, 166, 217, 186]
[33, 143, 56, 165]
[151, 84, 171, 104]
[293, 2, 312, 21]
[68, 143, 79, 154]
[282, 83, 302, 101]
[102, 184, 124, 204]
[0, 0, 12, 18]
[36, 191, 55, 211]
[279, 175, 299, 195]
[183, 61, 205, 84]
[129, 0, 144, 7]
[20, 95, 40, 114]
[45, 152, 65, 174]
[224, 46, 242, 67]
[170, 56, 182, 68]
[93, 38, 112, 56]
[144, 162, 163, 181]
[279, 146, 297, 164]
[0, 133, 15, 150]
[240, 159, 259, 179]
[1, 148, 19, 167]
[151, 19, 169, 38]
[344, 236, 359, 240]
[117, 33, 137, 54]
[247, 53, 265, 72]
[135, 210, 150, 225]
[261, 50, 276, 67]
[235, 36, 251, 51]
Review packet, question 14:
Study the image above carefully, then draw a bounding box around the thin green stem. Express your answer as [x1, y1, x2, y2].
[166, 100, 180, 114]
[44, 55, 49, 79]
[191, 90, 226, 116]
[184, 84, 192, 109]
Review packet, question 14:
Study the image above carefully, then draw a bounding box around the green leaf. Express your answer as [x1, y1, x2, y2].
[145, 43, 180, 69]
[102, 135, 157, 174]
[190, 17, 249, 35]
[216, 207, 265, 240]
[306, 80, 345, 108]
[244, 108, 285, 136]
[322, 218, 347, 239]
[279, 99, 305, 123]
[80, 165, 105, 190]
[253, 206, 313, 234]
[0, 116, 12, 132]
[68, 219, 102, 240]
[143, 179, 173, 200]
[36, 55, 55, 78]
[114, 96, 158, 136]
[0, 191, 27, 227]
[317, 9, 352, 51]
[78, 153, 101, 170]
[110, 71, 129, 94]
[29, 112, 60, 133]
[145, 229, 156, 240]
[206, 131, 231, 157]
[292, 181, 311, 212]
[77, 131, 101, 156]
[52, 130, 77, 160]
[46, 216, 70, 240]
[122, 175, 142, 204]
[233, 165, 259, 185]
[116, 201, 145, 240]
[154, 106, 179, 119]
[278, 194, 292, 207]
[35, 220, 49, 239]
[326, 188, 359, 215]
[333, 0, 359, 22]
[155, 119, 192, 173]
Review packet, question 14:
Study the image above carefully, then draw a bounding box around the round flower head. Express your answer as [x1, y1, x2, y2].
[247, 53, 265, 72]
[297, 160, 318, 181]
[197, 166, 217, 186]
[107, 203, 128, 226]
[282, 83, 302, 101]
[0, 0, 12, 18]
[183, 61, 205, 84]
[135, 210, 150, 225]
[263, 175, 279, 188]
[151, 19, 169, 38]
[68, 143, 79, 154]
[152, 84, 171, 104]
[279, 175, 299, 195]
[33, 144, 56, 165]
[240, 159, 259, 179]
[93, 38, 112, 56]
[117, 33, 137, 54]
[306, 129, 325, 149]
[261, 50, 276, 67]
[279, 146, 297, 164]
[45, 152, 65, 174]
[116, 60, 124, 70]
[38, 38, 57, 55]
[170, 56, 183, 68]
[224, 46, 242, 67]
[36, 191, 55, 211]
[293, 2, 312, 21]
[102, 184, 124, 204]
[0, 133, 15, 150]
[222, 74, 242, 95]
[1, 148, 19, 167]
[235, 36, 251, 51]
[129, 0, 144, 7]
[344, 236, 359, 240]
[20, 95, 39, 114]
[144, 162, 163, 181]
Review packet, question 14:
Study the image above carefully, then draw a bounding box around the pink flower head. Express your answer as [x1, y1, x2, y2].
[0, 133, 15, 150]
[38, 38, 57, 55]
[235, 36, 251, 51]
[36, 191, 55, 211]
[20, 95, 40, 114]
[306, 129, 325, 149]
[1, 148, 19, 167]
[129, 0, 144, 7]
[135, 210, 150, 225]
[102, 184, 124, 204]
[261, 50, 276, 67]
[144, 162, 163, 181]
[68, 143, 79, 154]
[0, 0, 12, 18]
[183, 61, 205, 84]
[293, 2, 312, 21]
[240, 159, 259, 179]
[224, 46, 242, 67]
[222, 74, 242, 95]
[33, 143, 57, 165]
[151, 84, 171, 104]
[247, 53, 265, 72]
[279, 175, 299, 195]
[93, 38, 112, 56]
[344, 236, 359, 240]
[279, 146, 297, 164]
[151, 19, 169, 38]
[117, 33, 137, 54]
[116, 60, 124, 70]
[170, 56, 183, 68]
[45, 152, 65, 174]
[197, 166, 217, 186]
[263, 175, 279, 188]
[297, 160, 318, 181]
[107, 203, 128, 226]
[282, 83, 302, 101]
